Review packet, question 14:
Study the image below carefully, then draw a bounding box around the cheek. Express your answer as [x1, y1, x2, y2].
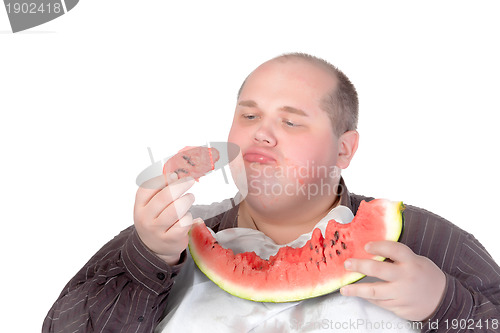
[287, 131, 337, 164]
[286, 144, 313, 164]
[228, 122, 243, 144]
[282, 132, 339, 182]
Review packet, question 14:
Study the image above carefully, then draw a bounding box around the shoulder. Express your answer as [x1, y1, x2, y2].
[349, 192, 473, 264]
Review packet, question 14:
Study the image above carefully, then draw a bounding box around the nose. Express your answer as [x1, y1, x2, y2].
[253, 124, 277, 146]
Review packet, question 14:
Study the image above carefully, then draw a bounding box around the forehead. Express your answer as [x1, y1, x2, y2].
[240, 58, 338, 100]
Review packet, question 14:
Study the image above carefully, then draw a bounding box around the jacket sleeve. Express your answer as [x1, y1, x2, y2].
[42, 226, 186, 333]
[422, 233, 500, 333]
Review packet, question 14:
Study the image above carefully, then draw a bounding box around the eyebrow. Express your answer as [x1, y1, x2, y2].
[279, 106, 309, 117]
[238, 100, 309, 117]
[237, 100, 258, 108]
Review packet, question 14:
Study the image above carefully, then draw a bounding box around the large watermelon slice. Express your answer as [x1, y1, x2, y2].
[163, 146, 220, 180]
[188, 199, 404, 302]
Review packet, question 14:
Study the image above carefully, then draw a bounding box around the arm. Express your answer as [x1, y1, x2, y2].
[43, 172, 196, 332]
[422, 233, 500, 332]
[42, 226, 186, 332]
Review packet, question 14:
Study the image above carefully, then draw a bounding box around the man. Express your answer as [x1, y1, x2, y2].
[43, 53, 500, 332]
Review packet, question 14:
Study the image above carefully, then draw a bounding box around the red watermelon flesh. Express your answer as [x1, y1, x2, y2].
[188, 199, 404, 302]
[163, 146, 220, 180]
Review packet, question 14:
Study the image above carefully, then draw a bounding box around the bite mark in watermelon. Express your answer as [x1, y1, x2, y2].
[163, 146, 220, 180]
[188, 199, 404, 302]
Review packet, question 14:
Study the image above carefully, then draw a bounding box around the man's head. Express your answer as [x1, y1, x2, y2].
[237, 53, 358, 137]
[228, 53, 359, 218]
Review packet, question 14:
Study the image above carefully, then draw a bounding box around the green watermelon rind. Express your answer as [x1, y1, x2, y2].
[189, 200, 404, 303]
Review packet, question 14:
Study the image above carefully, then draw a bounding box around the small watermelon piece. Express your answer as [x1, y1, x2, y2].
[188, 199, 404, 303]
[163, 146, 220, 180]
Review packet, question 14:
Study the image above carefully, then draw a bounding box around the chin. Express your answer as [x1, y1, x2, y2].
[244, 192, 286, 213]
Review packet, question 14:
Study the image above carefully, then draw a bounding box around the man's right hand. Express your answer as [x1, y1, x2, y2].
[134, 172, 196, 265]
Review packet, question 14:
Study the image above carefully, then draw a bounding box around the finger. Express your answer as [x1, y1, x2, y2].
[156, 193, 195, 226]
[166, 216, 203, 236]
[365, 240, 414, 263]
[135, 174, 168, 207]
[144, 177, 195, 220]
[345, 258, 397, 282]
[169, 176, 196, 199]
[164, 215, 193, 249]
[367, 298, 401, 310]
[162, 212, 194, 234]
[177, 212, 194, 228]
[172, 193, 195, 220]
[340, 281, 394, 301]
[135, 173, 178, 207]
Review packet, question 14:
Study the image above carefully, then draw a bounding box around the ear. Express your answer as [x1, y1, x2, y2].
[336, 130, 359, 169]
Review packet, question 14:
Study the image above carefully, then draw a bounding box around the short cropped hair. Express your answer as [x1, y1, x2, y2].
[237, 53, 359, 137]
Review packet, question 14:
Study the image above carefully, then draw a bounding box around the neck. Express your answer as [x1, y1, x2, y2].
[237, 195, 340, 245]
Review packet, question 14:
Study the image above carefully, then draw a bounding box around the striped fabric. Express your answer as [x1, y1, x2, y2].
[348, 195, 500, 333]
[43, 180, 500, 332]
[43, 226, 187, 332]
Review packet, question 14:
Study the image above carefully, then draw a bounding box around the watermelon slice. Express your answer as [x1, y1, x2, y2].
[163, 146, 220, 180]
[188, 199, 404, 303]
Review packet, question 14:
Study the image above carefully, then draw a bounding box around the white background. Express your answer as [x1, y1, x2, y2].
[1, 1, 499, 331]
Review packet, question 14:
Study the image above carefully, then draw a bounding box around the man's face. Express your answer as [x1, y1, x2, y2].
[228, 58, 344, 211]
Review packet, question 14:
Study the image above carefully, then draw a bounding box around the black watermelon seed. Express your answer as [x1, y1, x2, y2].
[336, 250, 341, 256]
[309, 243, 313, 250]
[309, 257, 313, 261]
[322, 257, 326, 263]
[175, 168, 189, 174]
[341, 242, 347, 249]
[329, 253, 333, 259]
[182, 155, 196, 166]
[334, 231, 339, 241]
[330, 239, 336, 247]
[315, 248, 319, 253]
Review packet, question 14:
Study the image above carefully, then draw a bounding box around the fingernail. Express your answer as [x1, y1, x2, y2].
[169, 172, 178, 182]
[340, 286, 349, 296]
[179, 215, 194, 227]
[193, 218, 204, 224]
[344, 260, 352, 270]
[364, 242, 372, 253]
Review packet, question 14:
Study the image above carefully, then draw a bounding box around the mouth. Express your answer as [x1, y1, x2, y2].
[243, 149, 277, 164]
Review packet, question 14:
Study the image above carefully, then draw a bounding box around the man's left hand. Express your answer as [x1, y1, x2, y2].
[340, 241, 446, 322]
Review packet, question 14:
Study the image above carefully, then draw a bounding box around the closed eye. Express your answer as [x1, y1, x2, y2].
[242, 114, 258, 120]
[283, 119, 300, 127]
